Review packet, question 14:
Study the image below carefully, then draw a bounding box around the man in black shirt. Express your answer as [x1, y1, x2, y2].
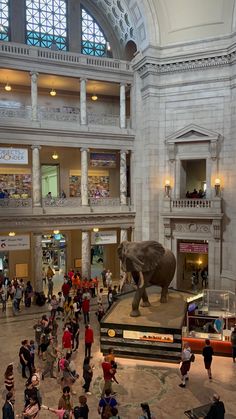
[2, 392, 15, 419]
[205, 394, 225, 419]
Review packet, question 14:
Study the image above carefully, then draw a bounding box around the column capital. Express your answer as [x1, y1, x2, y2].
[31, 145, 41, 150]
[120, 149, 129, 155]
[80, 77, 87, 82]
[80, 147, 90, 153]
[120, 82, 127, 87]
[30, 72, 39, 81]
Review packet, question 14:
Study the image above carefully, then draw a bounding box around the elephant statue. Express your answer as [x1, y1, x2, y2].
[117, 240, 176, 317]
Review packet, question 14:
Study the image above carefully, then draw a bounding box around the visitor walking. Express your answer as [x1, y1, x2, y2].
[82, 356, 93, 395]
[231, 326, 236, 362]
[62, 327, 73, 354]
[74, 395, 89, 419]
[19, 339, 32, 378]
[179, 342, 192, 388]
[82, 296, 90, 325]
[4, 363, 14, 393]
[202, 339, 214, 379]
[42, 337, 57, 380]
[98, 389, 117, 419]
[139, 402, 156, 419]
[84, 324, 94, 358]
[22, 395, 40, 418]
[58, 386, 73, 411]
[2, 392, 15, 419]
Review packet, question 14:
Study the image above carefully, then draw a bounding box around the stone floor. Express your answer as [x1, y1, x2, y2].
[1, 299, 236, 418]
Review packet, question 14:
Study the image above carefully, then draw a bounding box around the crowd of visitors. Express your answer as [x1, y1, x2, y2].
[1, 265, 233, 418]
[186, 188, 206, 199]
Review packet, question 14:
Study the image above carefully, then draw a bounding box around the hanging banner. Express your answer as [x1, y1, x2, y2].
[179, 242, 208, 254]
[0, 235, 30, 250]
[90, 152, 116, 168]
[0, 148, 28, 164]
[91, 231, 117, 245]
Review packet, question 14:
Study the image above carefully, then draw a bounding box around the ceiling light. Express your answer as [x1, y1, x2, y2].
[53, 229, 60, 235]
[91, 94, 98, 101]
[52, 152, 59, 160]
[93, 227, 99, 232]
[8, 232, 16, 237]
[5, 83, 12, 92]
[50, 88, 57, 97]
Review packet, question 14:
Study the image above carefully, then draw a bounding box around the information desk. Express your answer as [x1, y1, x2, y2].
[182, 337, 232, 356]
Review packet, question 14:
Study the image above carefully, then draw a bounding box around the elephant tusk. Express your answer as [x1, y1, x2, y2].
[139, 271, 144, 288]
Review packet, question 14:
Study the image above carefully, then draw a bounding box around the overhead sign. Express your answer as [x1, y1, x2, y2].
[91, 231, 117, 245]
[179, 242, 208, 254]
[0, 235, 30, 251]
[0, 148, 28, 164]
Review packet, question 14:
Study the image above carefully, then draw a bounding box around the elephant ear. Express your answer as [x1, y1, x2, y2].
[121, 240, 165, 272]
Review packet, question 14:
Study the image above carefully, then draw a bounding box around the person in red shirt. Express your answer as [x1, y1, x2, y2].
[82, 296, 90, 324]
[62, 327, 72, 353]
[62, 280, 70, 301]
[101, 356, 118, 396]
[68, 269, 74, 280]
[84, 324, 94, 358]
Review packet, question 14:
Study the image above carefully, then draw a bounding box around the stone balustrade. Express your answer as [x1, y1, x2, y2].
[42, 197, 82, 207]
[0, 41, 132, 73]
[0, 198, 32, 207]
[0, 105, 131, 128]
[89, 197, 121, 206]
[162, 197, 222, 215]
[172, 199, 212, 209]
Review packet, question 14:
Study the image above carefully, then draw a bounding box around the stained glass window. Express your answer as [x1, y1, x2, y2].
[0, 0, 9, 41]
[81, 8, 107, 57]
[26, 0, 67, 50]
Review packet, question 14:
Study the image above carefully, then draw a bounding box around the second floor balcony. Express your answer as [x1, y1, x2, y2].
[162, 197, 222, 218]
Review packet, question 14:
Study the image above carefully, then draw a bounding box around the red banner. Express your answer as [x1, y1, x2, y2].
[179, 242, 208, 254]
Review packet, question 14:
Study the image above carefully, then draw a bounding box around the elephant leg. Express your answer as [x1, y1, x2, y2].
[160, 286, 168, 303]
[130, 285, 146, 317]
[140, 288, 151, 307]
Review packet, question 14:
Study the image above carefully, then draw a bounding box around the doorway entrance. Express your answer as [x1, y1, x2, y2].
[41, 165, 59, 197]
[177, 240, 208, 291]
[42, 233, 66, 273]
[180, 159, 206, 198]
[91, 245, 104, 277]
[0, 251, 9, 278]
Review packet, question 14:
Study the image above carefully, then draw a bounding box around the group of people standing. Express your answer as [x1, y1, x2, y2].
[0, 277, 34, 313]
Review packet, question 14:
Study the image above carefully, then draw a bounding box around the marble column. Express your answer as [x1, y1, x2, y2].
[80, 148, 89, 205]
[120, 227, 128, 243]
[80, 78, 87, 125]
[30, 72, 39, 121]
[82, 230, 91, 279]
[120, 83, 126, 128]
[32, 233, 43, 293]
[31, 145, 41, 207]
[120, 150, 128, 205]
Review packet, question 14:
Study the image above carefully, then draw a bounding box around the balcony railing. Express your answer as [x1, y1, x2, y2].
[42, 197, 82, 207]
[0, 198, 32, 207]
[0, 106, 131, 128]
[0, 42, 132, 73]
[162, 197, 222, 215]
[89, 197, 121, 206]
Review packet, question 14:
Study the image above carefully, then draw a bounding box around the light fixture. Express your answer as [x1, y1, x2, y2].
[50, 88, 57, 97]
[214, 178, 221, 197]
[8, 232, 16, 237]
[91, 93, 98, 101]
[53, 229, 60, 235]
[93, 227, 99, 232]
[52, 152, 59, 160]
[107, 42, 111, 51]
[5, 83, 12, 92]
[164, 179, 171, 197]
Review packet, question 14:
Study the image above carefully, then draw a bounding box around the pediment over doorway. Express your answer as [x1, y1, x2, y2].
[166, 124, 221, 144]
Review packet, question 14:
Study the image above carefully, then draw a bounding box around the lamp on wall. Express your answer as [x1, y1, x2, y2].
[164, 179, 171, 197]
[52, 152, 59, 160]
[8, 232, 16, 237]
[91, 93, 98, 101]
[50, 88, 57, 97]
[214, 178, 221, 197]
[93, 227, 99, 232]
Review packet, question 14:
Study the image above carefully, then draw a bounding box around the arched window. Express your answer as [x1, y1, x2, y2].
[81, 8, 108, 57]
[25, 0, 67, 50]
[0, 0, 9, 41]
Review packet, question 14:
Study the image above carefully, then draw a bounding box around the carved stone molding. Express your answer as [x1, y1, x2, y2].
[137, 52, 234, 77]
[163, 217, 171, 238]
[167, 143, 176, 162]
[212, 219, 221, 240]
[174, 222, 211, 234]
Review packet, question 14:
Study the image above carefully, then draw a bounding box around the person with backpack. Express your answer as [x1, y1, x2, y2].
[74, 395, 89, 419]
[98, 389, 117, 419]
[179, 342, 192, 388]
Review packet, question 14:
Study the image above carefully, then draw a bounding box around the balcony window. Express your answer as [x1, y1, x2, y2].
[0, 0, 9, 41]
[81, 8, 107, 57]
[181, 159, 206, 199]
[26, 0, 67, 50]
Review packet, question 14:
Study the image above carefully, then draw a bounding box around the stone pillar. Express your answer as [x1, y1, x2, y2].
[120, 227, 128, 243]
[31, 145, 41, 207]
[120, 150, 128, 205]
[32, 233, 43, 293]
[80, 148, 89, 205]
[120, 83, 126, 128]
[67, 0, 81, 53]
[30, 72, 38, 121]
[10, 0, 25, 43]
[80, 78, 87, 125]
[82, 230, 91, 279]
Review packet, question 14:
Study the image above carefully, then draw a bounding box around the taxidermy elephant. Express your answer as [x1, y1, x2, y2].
[117, 240, 176, 317]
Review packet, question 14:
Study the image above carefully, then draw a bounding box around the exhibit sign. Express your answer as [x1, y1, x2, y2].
[123, 330, 174, 343]
[91, 231, 117, 245]
[0, 235, 30, 250]
[90, 152, 116, 168]
[0, 148, 28, 164]
[179, 242, 208, 254]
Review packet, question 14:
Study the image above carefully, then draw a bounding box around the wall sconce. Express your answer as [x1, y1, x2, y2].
[214, 178, 221, 197]
[52, 152, 59, 160]
[164, 179, 171, 197]
[8, 232, 16, 237]
[91, 93, 98, 101]
[93, 227, 99, 232]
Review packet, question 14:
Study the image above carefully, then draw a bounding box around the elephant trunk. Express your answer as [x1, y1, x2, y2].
[128, 254, 144, 271]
